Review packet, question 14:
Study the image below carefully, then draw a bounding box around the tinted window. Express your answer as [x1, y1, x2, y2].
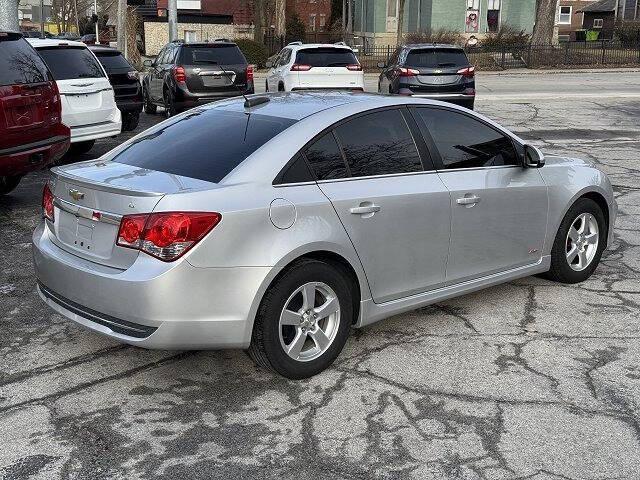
[277, 155, 314, 184]
[334, 110, 422, 177]
[94, 51, 132, 70]
[415, 108, 519, 169]
[112, 109, 296, 183]
[0, 34, 50, 86]
[295, 48, 357, 67]
[36, 46, 104, 80]
[405, 48, 469, 68]
[179, 45, 246, 65]
[304, 133, 348, 180]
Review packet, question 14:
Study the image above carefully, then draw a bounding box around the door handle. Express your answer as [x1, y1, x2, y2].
[456, 195, 481, 206]
[350, 204, 381, 215]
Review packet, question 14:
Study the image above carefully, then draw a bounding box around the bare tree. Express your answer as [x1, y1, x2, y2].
[274, 0, 285, 37]
[531, 0, 558, 44]
[253, 0, 265, 43]
[396, 0, 405, 45]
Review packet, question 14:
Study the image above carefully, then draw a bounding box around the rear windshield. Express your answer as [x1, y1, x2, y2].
[94, 51, 132, 70]
[295, 48, 358, 67]
[178, 45, 246, 65]
[405, 49, 469, 68]
[112, 108, 296, 183]
[0, 34, 50, 86]
[36, 46, 104, 80]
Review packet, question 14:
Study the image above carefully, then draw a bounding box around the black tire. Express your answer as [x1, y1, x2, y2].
[122, 112, 140, 132]
[278, 82, 285, 92]
[265, 79, 269, 92]
[0, 175, 21, 195]
[163, 88, 177, 118]
[248, 259, 353, 379]
[143, 87, 157, 114]
[69, 140, 95, 155]
[545, 197, 607, 284]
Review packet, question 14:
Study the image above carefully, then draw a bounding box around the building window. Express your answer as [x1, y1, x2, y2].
[487, 0, 500, 33]
[467, 0, 479, 9]
[319, 14, 326, 31]
[386, 0, 398, 33]
[309, 14, 316, 32]
[184, 30, 197, 42]
[558, 6, 572, 24]
[593, 18, 604, 28]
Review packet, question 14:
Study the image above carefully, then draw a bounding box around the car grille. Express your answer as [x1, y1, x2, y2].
[38, 281, 157, 339]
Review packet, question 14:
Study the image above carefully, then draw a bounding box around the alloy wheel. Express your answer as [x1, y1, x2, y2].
[278, 282, 341, 362]
[565, 212, 599, 271]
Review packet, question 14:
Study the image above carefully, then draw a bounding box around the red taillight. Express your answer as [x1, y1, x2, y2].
[457, 66, 475, 78]
[43, 183, 54, 222]
[173, 66, 186, 84]
[117, 212, 221, 261]
[397, 67, 420, 77]
[346, 64, 362, 71]
[291, 64, 312, 71]
[246, 64, 254, 81]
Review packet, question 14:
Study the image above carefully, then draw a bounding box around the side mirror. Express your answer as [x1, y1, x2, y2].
[143, 59, 153, 68]
[265, 60, 273, 68]
[524, 144, 545, 168]
[377, 61, 386, 69]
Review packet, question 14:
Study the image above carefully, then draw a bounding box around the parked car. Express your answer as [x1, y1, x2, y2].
[0, 32, 70, 195]
[21, 30, 53, 38]
[378, 44, 476, 110]
[142, 39, 254, 117]
[33, 92, 616, 379]
[28, 38, 122, 154]
[266, 42, 364, 92]
[89, 45, 143, 131]
[80, 34, 97, 45]
[53, 32, 80, 41]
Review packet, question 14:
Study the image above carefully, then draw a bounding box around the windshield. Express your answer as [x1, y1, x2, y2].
[94, 51, 132, 70]
[112, 109, 296, 183]
[295, 48, 358, 67]
[36, 46, 105, 80]
[405, 49, 469, 68]
[179, 45, 246, 65]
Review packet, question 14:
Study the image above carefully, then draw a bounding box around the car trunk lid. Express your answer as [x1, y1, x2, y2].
[179, 44, 248, 94]
[403, 48, 470, 92]
[293, 47, 361, 89]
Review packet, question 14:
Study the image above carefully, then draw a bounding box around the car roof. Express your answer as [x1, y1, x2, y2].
[88, 44, 122, 54]
[27, 38, 86, 48]
[404, 43, 464, 50]
[286, 43, 353, 51]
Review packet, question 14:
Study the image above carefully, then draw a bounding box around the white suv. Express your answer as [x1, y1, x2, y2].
[266, 42, 365, 92]
[28, 39, 121, 154]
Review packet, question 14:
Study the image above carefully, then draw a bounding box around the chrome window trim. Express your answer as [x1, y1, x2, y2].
[54, 198, 123, 225]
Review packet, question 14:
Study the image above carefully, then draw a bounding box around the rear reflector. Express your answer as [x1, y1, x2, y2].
[346, 64, 362, 71]
[457, 66, 475, 78]
[291, 64, 312, 71]
[117, 212, 221, 261]
[397, 67, 420, 77]
[246, 64, 254, 81]
[43, 183, 54, 222]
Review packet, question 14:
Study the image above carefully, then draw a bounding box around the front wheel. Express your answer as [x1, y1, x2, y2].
[248, 259, 353, 379]
[545, 198, 606, 284]
[0, 175, 22, 195]
[122, 112, 140, 132]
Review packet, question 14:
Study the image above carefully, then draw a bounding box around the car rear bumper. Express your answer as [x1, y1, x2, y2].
[0, 133, 70, 176]
[70, 113, 122, 143]
[174, 84, 255, 110]
[33, 222, 269, 349]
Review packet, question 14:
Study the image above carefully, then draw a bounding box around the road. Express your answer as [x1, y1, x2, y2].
[1, 71, 640, 480]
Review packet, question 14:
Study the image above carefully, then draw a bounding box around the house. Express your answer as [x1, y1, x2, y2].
[578, 0, 617, 39]
[557, 1, 599, 41]
[286, 0, 332, 33]
[559, 0, 639, 41]
[352, 0, 537, 46]
[143, 0, 253, 55]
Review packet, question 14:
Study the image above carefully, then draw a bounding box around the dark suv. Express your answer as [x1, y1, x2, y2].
[378, 44, 475, 110]
[89, 45, 143, 131]
[142, 40, 254, 117]
[0, 32, 70, 195]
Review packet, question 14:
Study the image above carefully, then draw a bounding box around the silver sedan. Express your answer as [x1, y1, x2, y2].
[33, 92, 617, 379]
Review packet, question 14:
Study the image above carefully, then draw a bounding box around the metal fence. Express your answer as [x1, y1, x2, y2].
[355, 42, 640, 71]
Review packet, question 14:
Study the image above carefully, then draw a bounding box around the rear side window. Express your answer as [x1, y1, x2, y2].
[334, 110, 423, 178]
[179, 45, 246, 65]
[304, 133, 348, 181]
[36, 46, 104, 80]
[405, 49, 469, 68]
[295, 48, 358, 67]
[112, 109, 296, 183]
[94, 52, 132, 70]
[0, 34, 50, 86]
[414, 108, 519, 169]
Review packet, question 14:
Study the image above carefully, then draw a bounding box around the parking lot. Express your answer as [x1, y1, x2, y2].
[1, 70, 640, 479]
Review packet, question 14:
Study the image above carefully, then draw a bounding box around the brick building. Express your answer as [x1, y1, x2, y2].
[286, 0, 332, 32]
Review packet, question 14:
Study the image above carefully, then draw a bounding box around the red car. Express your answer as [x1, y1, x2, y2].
[0, 32, 70, 195]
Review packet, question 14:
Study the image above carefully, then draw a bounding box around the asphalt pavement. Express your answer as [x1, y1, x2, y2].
[1, 71, 640, 480]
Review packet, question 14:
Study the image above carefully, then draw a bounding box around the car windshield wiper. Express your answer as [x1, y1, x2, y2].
[194, 60, 219, 64]
[437, 62, 457, 67]
[326, 62, 349, 67]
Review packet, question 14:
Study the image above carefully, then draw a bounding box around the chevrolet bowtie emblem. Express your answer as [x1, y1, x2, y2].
[69, 189, 85, 201]
[435, 69, 443, 74]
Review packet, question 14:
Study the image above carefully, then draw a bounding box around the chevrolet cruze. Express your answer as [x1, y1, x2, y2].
[33, 92, 616, 379]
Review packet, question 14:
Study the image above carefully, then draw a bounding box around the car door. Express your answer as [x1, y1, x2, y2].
[308, 108, 452, 303]
[267, 50, 283, 90]
[411, 106, 549, 284]
[273, 48, 292, 90]
[149, 46, 167, 101]
[379, 48, 400, 93]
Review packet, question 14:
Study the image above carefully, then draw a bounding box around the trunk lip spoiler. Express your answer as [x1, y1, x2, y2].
[50, 166, 165, 197]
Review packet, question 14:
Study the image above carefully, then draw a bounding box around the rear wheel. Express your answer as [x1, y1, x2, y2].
[0, 175, 21, 195]
[248, 259, 353, 379]
[122, 112, 140, 132]
[545, 198, 606, 284]
[143, 87, 157, 114]
[163, 89, 177, 118]
[265, 79, 269, 92]
[278, 82, 285, 92]
[69, 140, 95, 155]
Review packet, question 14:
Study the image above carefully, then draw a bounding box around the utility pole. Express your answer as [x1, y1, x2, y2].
[342, 0, 346, 40]
[168, 0, 178, 41]
[0, 0, 20, 31]
[95, 0, 100, 42]
[40, 0, 45, 37]
[117, 0, 126, 53]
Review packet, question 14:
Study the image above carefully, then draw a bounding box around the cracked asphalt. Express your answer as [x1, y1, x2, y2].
[1, 71, 640, 480]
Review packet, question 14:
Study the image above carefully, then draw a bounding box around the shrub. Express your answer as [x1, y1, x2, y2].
[482, 24, 530, 48]
[286, 13, 306, 44]
[235, 38, 269, 68]
[404, 28, 464, 46]
[615, 21, 640, 46]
